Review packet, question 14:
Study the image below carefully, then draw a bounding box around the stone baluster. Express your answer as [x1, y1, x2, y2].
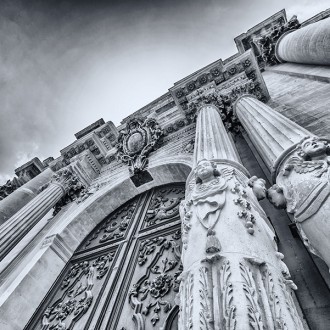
[275, 17, 330, 65]
[234, 95, 330, 270]
[179, 103, 304, 329]
[0, 167, 81, 261]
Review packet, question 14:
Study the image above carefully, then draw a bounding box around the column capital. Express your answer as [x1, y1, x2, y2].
[50, 166, 82, 193]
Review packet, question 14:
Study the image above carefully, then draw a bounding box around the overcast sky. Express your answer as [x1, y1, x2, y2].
[0, 0, 329, 182]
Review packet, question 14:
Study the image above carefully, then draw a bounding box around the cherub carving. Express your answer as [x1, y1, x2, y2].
[268, 137, 330, 269]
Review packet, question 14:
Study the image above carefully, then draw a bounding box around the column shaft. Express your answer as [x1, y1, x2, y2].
[179, 103, 304, 329]
[0, 168, 54, 226]
[0, 183, 64, 261]
[193, 104, 240, 166]
[235, 95, 311, 170]
[276, 17, 330, 65]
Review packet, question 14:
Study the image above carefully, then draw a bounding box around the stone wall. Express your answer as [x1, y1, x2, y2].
[263, 63, 330, 138]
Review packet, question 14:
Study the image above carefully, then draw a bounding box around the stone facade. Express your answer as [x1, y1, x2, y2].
[1, 8, 330, 330]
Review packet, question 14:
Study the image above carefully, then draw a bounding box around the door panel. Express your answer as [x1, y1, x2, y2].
[26, 183, 185, 330]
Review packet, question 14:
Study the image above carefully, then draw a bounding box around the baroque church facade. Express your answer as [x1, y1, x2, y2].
[1, 8, 330, 330]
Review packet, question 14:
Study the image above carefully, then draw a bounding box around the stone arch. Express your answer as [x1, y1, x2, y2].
[2, 160, 191, 330]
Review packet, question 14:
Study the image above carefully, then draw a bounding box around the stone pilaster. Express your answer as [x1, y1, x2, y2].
[179, 103, 304, 329]
[234, 95, 311, 170]
[275, 17, 330, 65]
[0, 167, 82, 261]
[234, 95, 330, 271]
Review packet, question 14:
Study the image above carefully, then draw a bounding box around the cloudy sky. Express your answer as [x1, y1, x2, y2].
[0, 0, 329, 182]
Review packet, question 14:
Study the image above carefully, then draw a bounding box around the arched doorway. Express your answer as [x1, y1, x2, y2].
[25, 182, 185, 330]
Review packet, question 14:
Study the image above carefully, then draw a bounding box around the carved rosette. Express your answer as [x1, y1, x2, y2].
[268, 136, 330, 270]
[116, 117, 163, 174]
[178, 159, 304, 329]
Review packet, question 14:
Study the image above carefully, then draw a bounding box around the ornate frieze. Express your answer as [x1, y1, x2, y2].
[116, 117, 163, 174]
[129, 230, 182, 327]
[268, 136, 330, 269]
[143, 185, 185, 228]
[40, 252, 115, 330]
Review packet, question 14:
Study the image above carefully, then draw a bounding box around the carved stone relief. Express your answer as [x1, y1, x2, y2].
[143, 185, 185, 228]
[40, 252, 115, 330]
[128, 230, 182, 329]
[116, 117, 164, 174]
[268, 136, 330, 269]
[78, 198, 138, 251]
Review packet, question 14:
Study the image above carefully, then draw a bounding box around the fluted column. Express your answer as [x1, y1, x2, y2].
[193, 104, 240, 166]
[0, 167, 79, 261]
[234, 95, 330, 271]
[0, 168, 54, 226]
[234, 95, 311, 171]
[179, 103, 304, 329]
[275, 17, 330, 65]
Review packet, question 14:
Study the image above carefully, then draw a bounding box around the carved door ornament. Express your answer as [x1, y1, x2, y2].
[116, 118, 164, 174]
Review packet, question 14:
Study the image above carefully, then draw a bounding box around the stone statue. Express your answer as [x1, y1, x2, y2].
[268, 136, 330, 268]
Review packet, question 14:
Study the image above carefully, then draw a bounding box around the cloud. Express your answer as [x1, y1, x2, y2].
[0, 0, 329, 183]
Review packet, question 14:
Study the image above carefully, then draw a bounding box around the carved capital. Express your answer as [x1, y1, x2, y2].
[254, 15, 301, 66]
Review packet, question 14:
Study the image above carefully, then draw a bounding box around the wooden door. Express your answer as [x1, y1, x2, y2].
[26, 183, 185, 330]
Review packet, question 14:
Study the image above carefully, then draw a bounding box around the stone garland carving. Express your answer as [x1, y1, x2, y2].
[116, 117, 163, 175]
[144, 186, 185, 227]
[79, 200, 137, 250]
[233, 183, 256, 235]
[267, 136, 330, 269]
[129, 230, 182, 328]
[41, 252, 114, 330]
[253, 15, 301, 66]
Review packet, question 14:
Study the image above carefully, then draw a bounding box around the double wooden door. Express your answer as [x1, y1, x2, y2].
[26, 183, 185, 330]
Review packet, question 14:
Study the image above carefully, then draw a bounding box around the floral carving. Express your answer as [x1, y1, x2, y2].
[129, 231, 182, 327]
[221, 260, 236, 330]
[144, 186, 185, 227]
[116, 117, 163, 174]
[185, 92, 242, 133]
[199, 267, 212, 329]
[240, 262, 264, 329]
[41, 253, 114, 330]
[80, 199, 138, 250]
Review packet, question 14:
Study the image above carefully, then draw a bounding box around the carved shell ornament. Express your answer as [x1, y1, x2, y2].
[115, 117, 163, 174]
